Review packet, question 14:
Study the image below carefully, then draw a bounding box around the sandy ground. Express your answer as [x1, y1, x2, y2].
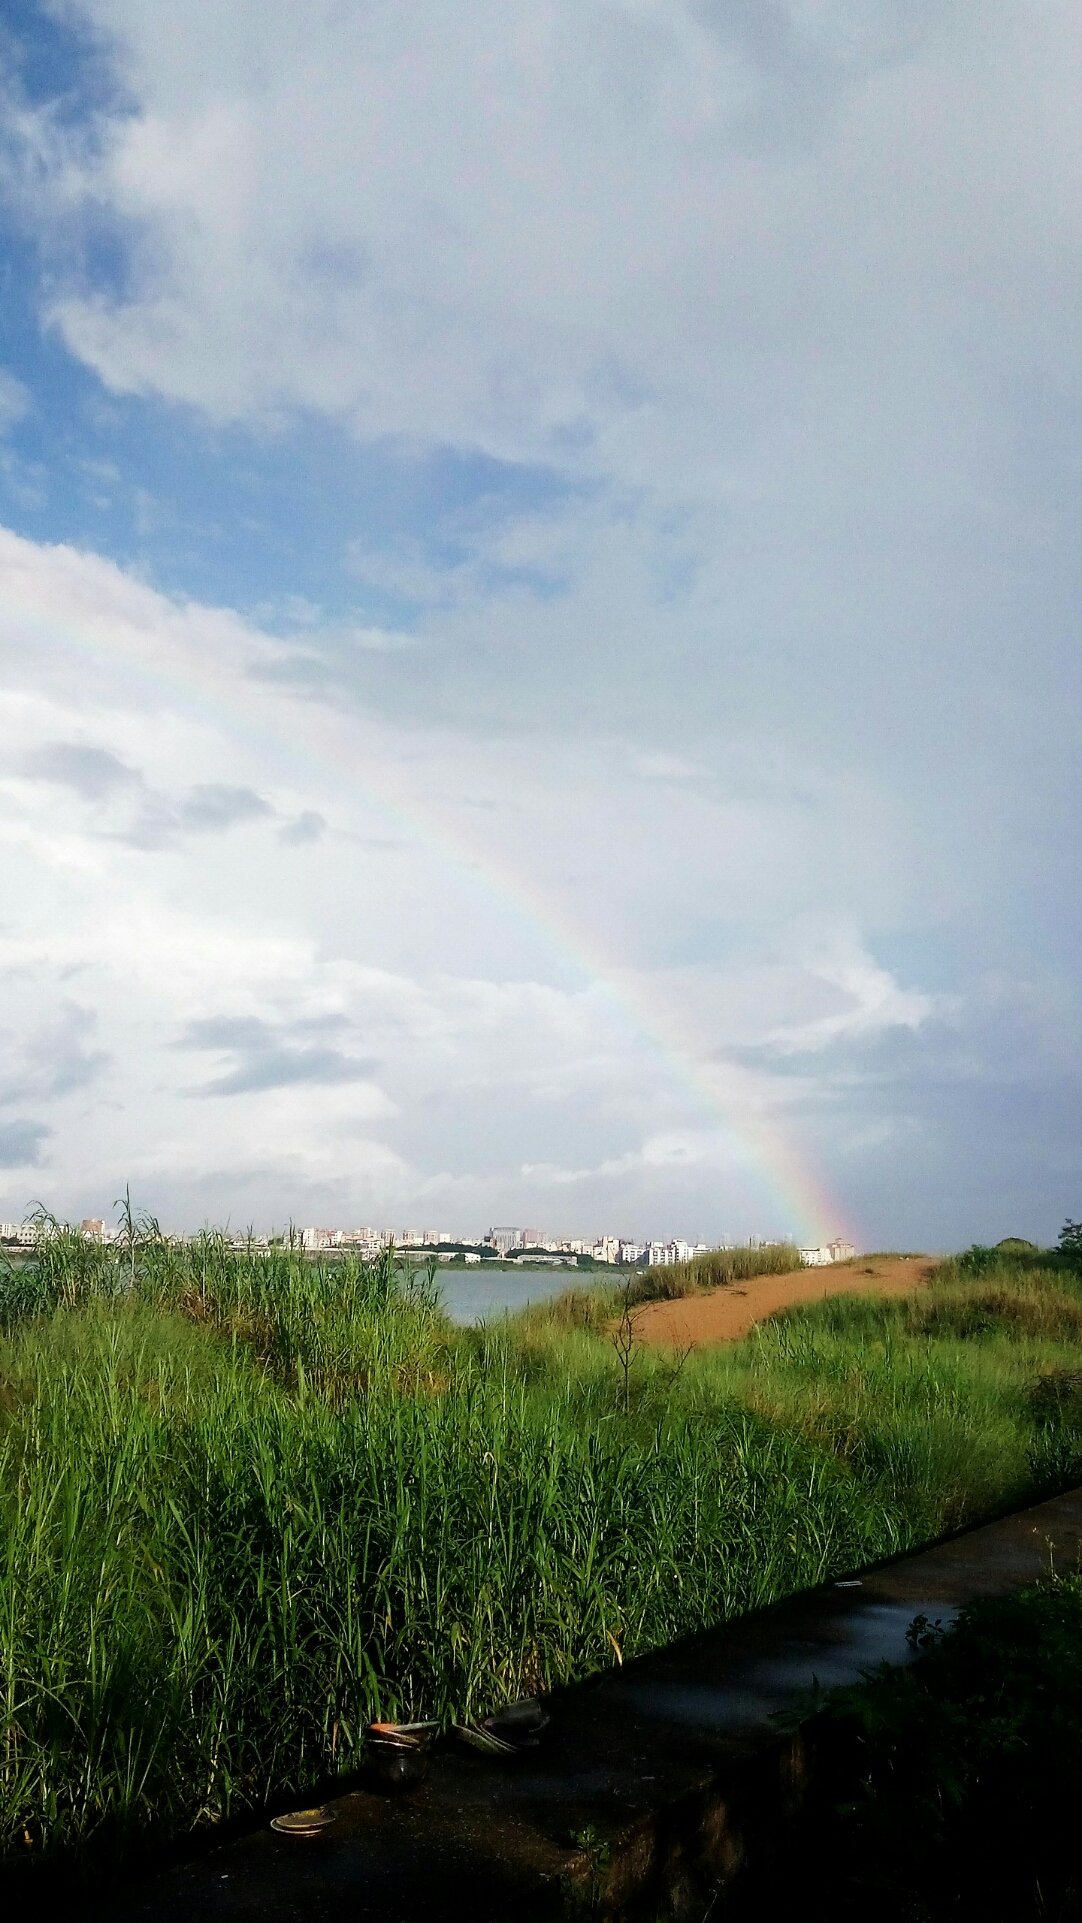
[630, 1255, 937, 1350]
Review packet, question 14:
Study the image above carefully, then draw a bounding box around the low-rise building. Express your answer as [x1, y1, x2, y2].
[301, 1226, 338, 1250]
[801, 1240, 858, 1266]
[1, 1220, 40, 1245]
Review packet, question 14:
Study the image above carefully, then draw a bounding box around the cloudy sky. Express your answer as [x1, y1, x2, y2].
[0, 1, 1078, 1248]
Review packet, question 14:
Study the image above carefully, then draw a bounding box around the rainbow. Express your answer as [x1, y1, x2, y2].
[6, 539, 855, 1245]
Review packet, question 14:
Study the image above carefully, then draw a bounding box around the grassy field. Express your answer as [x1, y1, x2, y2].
[2, 1225, 1082, 1886]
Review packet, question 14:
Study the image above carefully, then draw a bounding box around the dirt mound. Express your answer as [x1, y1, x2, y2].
[630, 1255, 936, 1350]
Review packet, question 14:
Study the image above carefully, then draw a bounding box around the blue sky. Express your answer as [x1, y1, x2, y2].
[0, 0, 1079, 1247]
[0, 203, 575, 632]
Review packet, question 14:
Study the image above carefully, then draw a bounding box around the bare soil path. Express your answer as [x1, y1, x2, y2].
[631, 1254, 937, 1350]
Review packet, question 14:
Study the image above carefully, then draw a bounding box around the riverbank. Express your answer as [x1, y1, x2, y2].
[630, 1253, 936, 1348]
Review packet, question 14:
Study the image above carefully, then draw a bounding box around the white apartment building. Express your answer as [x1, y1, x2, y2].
[801, 1240, 858, 1267]
[487, 1226, 522, 1255]
[301, 1226, 341, 1250]
[0, 1220, 40, 1245]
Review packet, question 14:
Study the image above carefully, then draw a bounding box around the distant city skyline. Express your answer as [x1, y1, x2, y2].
[1, 1214, 855, 1266]
[0, 4, 1079, 1249]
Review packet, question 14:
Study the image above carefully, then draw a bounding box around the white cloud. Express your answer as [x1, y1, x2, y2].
[0, 520, 948, 1237]
[759, 926, 939, 1053]
[8, 0, 1077, 503]
[632, 753, 700, 783]
[0, 4, 1078, 1244]
[0, 369, 30, 434]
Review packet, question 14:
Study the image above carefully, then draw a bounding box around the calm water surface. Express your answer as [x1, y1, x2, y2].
[436, 1263, 603, 1325]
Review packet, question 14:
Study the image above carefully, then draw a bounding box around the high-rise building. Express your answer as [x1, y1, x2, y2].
[487, 1226, 522, 1256]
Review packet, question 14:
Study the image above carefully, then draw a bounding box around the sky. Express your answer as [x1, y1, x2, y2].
[0, 0, 1078, 1248]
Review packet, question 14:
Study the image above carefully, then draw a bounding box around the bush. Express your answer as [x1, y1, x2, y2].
[735, 1578, 1082, 1922]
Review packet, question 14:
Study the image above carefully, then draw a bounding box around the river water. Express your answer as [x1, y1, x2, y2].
[434, 1263, 602, 1325]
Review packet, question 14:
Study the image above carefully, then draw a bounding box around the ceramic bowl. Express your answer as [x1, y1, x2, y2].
[366, 1735, 430, 1791]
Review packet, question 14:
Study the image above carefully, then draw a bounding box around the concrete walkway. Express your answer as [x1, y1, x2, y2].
[100, 1486, 1082, 1922]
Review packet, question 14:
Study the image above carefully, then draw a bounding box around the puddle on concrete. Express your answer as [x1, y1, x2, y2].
[623, 1598, 957, 1734]
[499, 1762, 659, 1807]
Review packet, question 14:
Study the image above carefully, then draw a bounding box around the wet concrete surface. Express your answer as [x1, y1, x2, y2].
[99, 1485, 1082, 1923]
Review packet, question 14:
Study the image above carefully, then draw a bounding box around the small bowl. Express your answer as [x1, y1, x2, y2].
[366, 1735, 431, 1792]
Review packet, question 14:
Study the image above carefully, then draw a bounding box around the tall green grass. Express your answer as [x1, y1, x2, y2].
[625, 1239, 802, 1305]
[494, 1238, 803, 1336]
[2, 1231, 1082, 1886]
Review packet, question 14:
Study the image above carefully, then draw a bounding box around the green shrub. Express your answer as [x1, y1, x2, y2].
[737, 1578, 1082, 1922]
